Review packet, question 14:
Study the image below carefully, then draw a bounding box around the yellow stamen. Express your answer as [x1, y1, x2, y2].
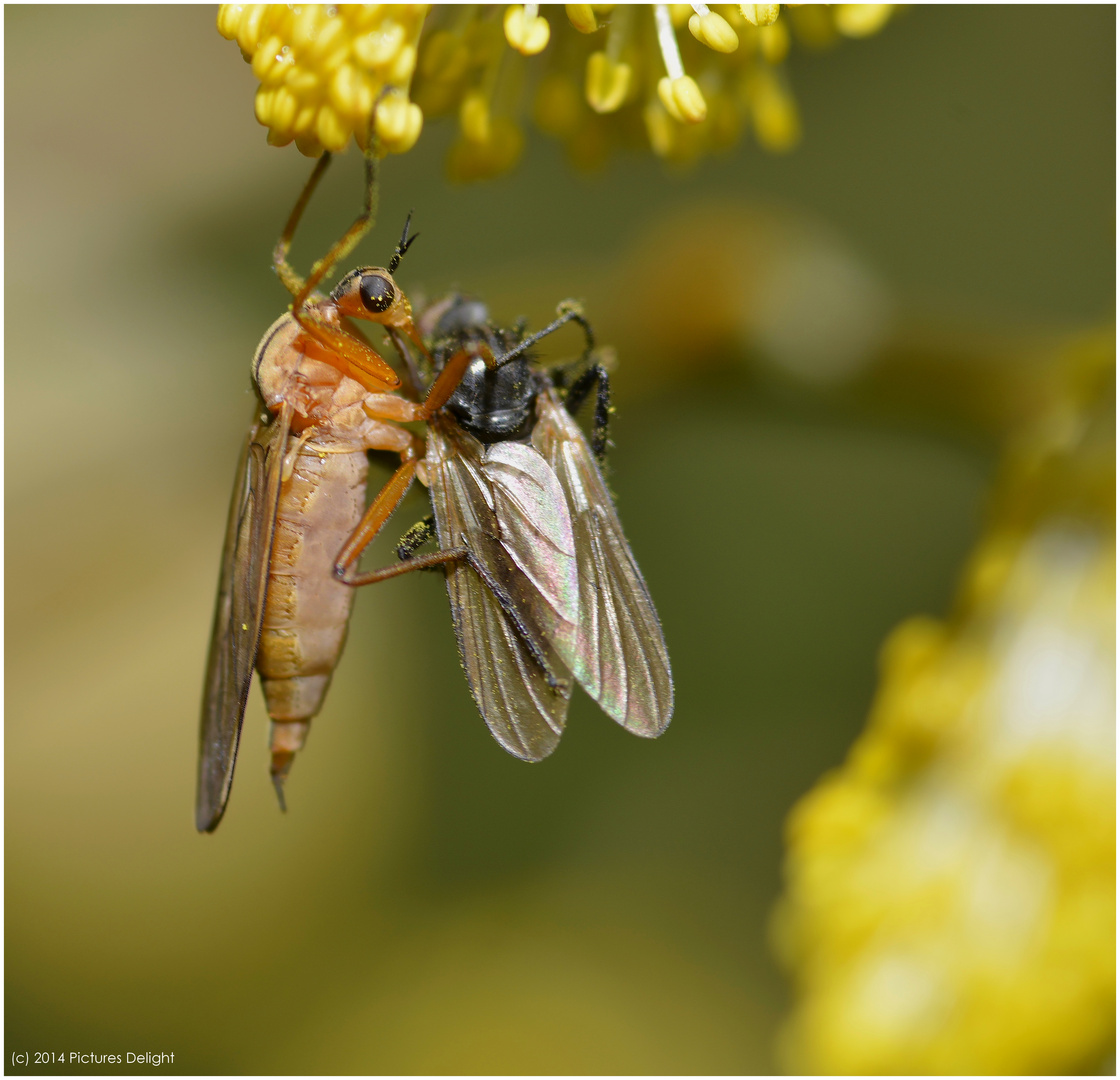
[586, 52, 632, 113]
[834, 3, 894, 38]
[749, 69, 799, 151]
[460, 89, 492, 144]
[375, 94, 424, 154]
[565, 4, 599, 34]
[758, 19, 790, 64]
[315, 104, 349, 153]
[658, 75, 707, 124]
[689, 8, 739, 53]
[740, 4, 780, 27]
[504, 5, 552, 56]
[643, 99, 677, 157]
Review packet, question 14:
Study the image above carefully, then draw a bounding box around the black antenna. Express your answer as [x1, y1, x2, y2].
[388, 211, 419, 274]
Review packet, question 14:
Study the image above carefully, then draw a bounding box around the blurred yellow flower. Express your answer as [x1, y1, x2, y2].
[772, 333, 1116, 1074]
[218, 4, 895, 174]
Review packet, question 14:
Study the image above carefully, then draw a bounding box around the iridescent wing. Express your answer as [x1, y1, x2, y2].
[426, 416, 574, 761]
[197, 400, 292, 832]
[532, 389, 674, 737]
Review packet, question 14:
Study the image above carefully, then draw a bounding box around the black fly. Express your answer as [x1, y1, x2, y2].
[336, 294, 675, 760]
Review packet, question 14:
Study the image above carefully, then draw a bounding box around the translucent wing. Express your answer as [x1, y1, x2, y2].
[532, 389, 674, 737]
[426, 416, 573, 761]
[480, 439, 580, 656]
[197, 400, 292, 832]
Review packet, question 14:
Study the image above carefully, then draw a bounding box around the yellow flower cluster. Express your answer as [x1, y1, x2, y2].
[771, 333, 1116, 1074]
[522, 2, 890, 170]
[218, 5, 895, 173]
[217, 4, 427, 155]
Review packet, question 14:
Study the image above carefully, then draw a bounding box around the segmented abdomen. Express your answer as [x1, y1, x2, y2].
[257, 439, 368, 721]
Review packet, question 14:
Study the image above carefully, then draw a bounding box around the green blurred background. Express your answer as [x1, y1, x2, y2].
[5, 5, 1113, 1074]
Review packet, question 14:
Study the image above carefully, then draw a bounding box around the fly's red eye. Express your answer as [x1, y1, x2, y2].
[359, 273, 394, 313]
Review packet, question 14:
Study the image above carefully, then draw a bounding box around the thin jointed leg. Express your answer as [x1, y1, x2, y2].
[563, 363, 611, 461]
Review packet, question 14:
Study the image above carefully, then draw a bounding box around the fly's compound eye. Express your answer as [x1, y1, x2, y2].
[359, 273, 395, 314]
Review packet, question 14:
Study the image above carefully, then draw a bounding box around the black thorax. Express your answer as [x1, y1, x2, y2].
[431, 297, 545, 443]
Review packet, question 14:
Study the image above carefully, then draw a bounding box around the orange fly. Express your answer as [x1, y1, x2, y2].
[197, 143, 483, 832]
[199, 134, 673, 833]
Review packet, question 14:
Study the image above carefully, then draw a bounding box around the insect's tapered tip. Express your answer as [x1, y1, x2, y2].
[270, 751, 293, 812]
[196, 801, 223, 833]
[268, 719, 309, 815]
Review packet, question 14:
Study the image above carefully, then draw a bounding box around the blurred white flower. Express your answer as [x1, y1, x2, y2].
[773, 334, 1115, 1074]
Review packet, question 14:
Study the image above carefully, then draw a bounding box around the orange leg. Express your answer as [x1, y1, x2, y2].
[361, 345, 492, 425]
[289, 131, 401, 390]
[294, 125, 380, 314]
[295, 316, 400, 392]
[331, 416, 427, 582]
[332, 449, 421, 581]
[275, 109, 401, 390]
[335, 513, 565, 689]
[337, 543, 468, 587]
[415, 346, 481, 418]
[273, 151, 333, 300]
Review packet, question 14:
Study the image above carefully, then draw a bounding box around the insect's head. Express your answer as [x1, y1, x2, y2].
[432, 296, 491, 340]
[328, 212, 420, 331]
[423, 296, 540, 442]
[330, 266, 412, 327]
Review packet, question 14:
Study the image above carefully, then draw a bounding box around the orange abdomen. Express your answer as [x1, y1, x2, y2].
[257, 440, 368, 722]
